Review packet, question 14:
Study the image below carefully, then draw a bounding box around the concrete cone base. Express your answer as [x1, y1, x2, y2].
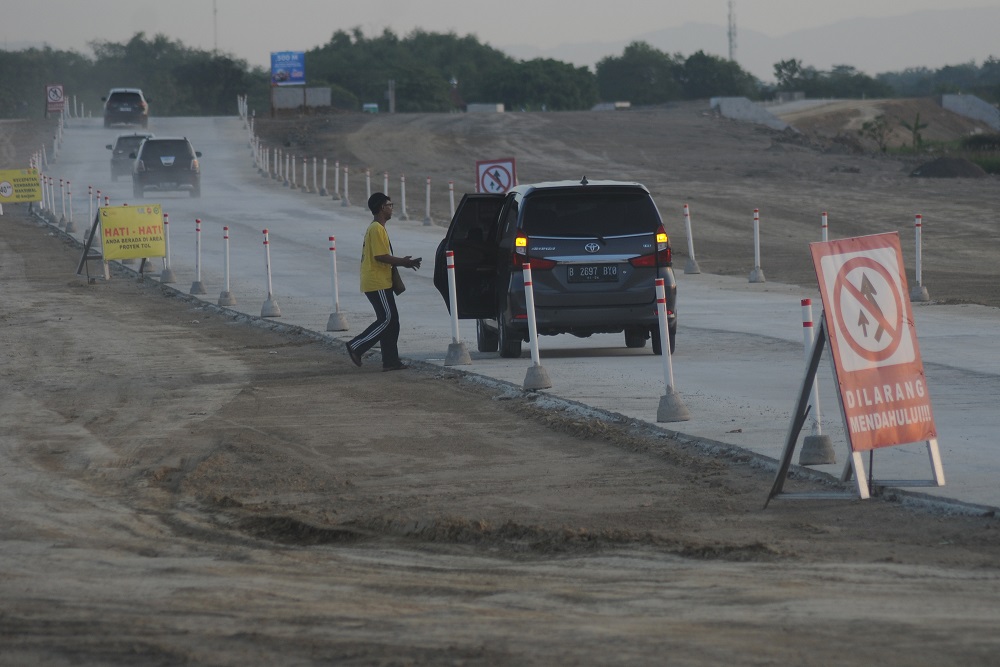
[657, 388, 691, 422]
[799, 435, 837, 466]
[910, 285, 930, 302]
[261, 298, 281, 318]
[444, 342, 472, 366]
[326, 312, 349, 331]
[749, 267, 766, 283]
[523, 364, 552, 391]
[160, 268, 177, 284]
[218, 291, 237, 307]
[190, 281, 207, 295]
[684, 258, 701, 274]
[340, 197, 351, 207]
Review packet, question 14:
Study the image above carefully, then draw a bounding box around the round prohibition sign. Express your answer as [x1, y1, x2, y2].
[832, 256, 904, 363]
[0, 181, 13, 198]
[480, 164, 512, 193]
[47, 86, 64, 102]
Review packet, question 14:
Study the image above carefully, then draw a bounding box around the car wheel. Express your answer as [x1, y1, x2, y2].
[190, 186, 201, 198]
[497, 311, 522, 359]
[133, 184, 143, 199]
[650, 325, 676, 356]
[624, 327, 647, 348]
[476, 319, 498, 353]
[141, 118, 148, 129]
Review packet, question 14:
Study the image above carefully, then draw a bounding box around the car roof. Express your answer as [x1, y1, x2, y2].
[107, 87, 144, 95]
[510, 179, 650, 197]
[115, 132, 154, 139]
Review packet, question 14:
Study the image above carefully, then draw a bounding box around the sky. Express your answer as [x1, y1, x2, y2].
[6, 0, 1000, 81]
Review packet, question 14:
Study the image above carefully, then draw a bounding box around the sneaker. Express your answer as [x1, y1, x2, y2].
[346, 343, 363, 367]
[382, 363, 409, 372]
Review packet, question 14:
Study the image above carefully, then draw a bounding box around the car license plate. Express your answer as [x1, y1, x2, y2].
[567, 264, 618, 283]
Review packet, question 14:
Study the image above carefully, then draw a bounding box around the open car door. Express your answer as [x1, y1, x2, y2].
[433, 193, 506, 319]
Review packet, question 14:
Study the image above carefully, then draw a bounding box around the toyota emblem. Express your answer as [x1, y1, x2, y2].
[584, 242, 600, 253]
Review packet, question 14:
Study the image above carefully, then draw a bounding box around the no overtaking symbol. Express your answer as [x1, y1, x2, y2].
[831, 256, 907, 366]
[480, 164, 512, 193]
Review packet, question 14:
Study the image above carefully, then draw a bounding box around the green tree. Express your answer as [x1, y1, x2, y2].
[595, 42, 682, 104]
[860, 115, 891, 152]
[900, 112, 929, 149]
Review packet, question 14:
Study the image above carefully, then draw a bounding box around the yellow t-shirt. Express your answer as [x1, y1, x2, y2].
[360, 220, 392, 293]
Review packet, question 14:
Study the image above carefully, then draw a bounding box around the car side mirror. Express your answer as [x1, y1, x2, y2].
[129, 153, 137, 159]
[195, 151, 202, 157]
[106, 144, 113, 150]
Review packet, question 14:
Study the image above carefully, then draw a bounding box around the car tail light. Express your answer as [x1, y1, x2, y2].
[190, 158, 200, 173]
[134, 160, 146, 172]
[629, 225, 672, 267]
[512, 233, 556, 270]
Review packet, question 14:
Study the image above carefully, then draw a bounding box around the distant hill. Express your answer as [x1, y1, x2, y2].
[499, 7, 1000, 82]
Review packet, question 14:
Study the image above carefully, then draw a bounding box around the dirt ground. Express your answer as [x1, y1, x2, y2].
[3, 103, 1000, 665]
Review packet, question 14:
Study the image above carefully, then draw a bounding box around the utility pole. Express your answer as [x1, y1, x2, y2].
[728, 0, 737, 62]
[213, 0, 218, 53]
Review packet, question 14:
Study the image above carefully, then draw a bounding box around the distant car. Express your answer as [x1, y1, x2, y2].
[433, 179, 678, 358]
[131, 137, 202, 198]
[106, 132, 153, 181]
[102, 88, 149, 128]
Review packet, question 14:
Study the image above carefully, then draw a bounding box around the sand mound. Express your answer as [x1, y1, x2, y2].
[910, 157, 988, 178]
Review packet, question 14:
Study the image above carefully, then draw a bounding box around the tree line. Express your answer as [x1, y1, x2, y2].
[1, 30, 998, 119]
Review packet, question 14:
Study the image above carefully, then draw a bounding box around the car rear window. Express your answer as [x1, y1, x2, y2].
[115, 136, 147, 152]
[109, 93, 143, 105]
[140, 140, 194, 160]
[521, 190, 660, 237]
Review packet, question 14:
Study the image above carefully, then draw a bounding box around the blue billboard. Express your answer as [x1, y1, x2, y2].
[270, 51, 305, 86]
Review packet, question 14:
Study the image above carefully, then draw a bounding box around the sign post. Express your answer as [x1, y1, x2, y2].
[765, 232, 944, 506]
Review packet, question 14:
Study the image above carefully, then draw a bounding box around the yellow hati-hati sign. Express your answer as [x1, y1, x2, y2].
[0, 168, 42, 203]
[99, 204, 166, 260]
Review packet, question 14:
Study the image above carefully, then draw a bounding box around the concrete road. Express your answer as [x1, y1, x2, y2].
[46, 115, 1000, 511]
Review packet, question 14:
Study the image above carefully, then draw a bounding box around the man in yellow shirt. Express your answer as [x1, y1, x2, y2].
[346, 192, 422, 371]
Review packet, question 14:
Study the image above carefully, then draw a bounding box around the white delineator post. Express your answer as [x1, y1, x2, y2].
[341, 166, 351, 207]
[365, 168, 371, 201]
[383, 171, 389, 196]
[399, 175, 410, 220]
[311, 157, 317, 194]
[798, 298, 836, 465]
[326, 236, 348, 331]
[319, 158, 329, 196]
[448, 181, 456, 218]
[218, 226, 237, 306]
[423, 176, 433, 226]
[260, 229, 281, 317]
[332, 160, 340, 199]
[88, 185, 93, 227]
[59, 178, 67, 226]
[521, 263, 552, 390]
[911, 213, 930, 302]
[443, 250, 472, 366]
[683, 203, 700, 274]
[821, 211, 829, 242]
[749, 208, 766, 283]
[190, 218, 207, 294]
[655, 278, 690, 422]
[160, 212, 177, 283]
[64, 181, 76, 233]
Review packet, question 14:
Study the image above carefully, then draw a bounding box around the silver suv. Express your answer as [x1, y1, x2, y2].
[102, 88, 149, 128]
[434, 179, 678, 358]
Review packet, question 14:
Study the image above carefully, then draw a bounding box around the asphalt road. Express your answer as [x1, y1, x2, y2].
[42, 114, 1000, 511]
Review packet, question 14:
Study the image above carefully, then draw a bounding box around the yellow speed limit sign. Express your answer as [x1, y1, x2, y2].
[0, 168, 42, 203]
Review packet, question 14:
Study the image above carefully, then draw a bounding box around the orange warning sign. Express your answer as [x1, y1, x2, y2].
[811, 232, 936, 451]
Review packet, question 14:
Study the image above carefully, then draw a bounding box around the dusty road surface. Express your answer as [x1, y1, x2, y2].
[3, 105, 1000, 665]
